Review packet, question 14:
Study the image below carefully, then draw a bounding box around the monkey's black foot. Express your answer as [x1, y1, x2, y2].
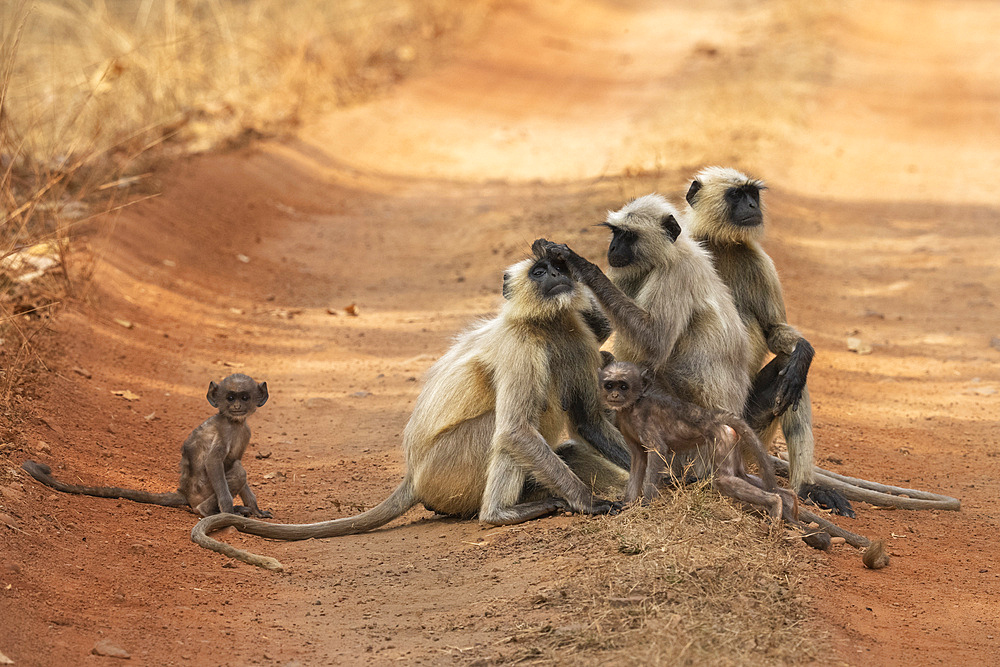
[800, 484, 855, 518]
[664, 472, 701, 489]
[583, 498, 623, 516]
[255, 509, 273, 519]
[233, 505, 255, 517]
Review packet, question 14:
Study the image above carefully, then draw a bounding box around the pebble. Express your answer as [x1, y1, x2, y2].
[92, 640, 130, 659]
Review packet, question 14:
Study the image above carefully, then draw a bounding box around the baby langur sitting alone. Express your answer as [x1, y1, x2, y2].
[599, 361, 830, 550]
[23, 373, 272, 518]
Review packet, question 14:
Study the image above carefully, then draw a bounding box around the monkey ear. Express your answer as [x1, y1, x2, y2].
[600, 350, 616, 369]
[685, 179, 702, 206]
[502, 272, 512, 300]
[660, 214, 681, 243]
[206, 381, 221, 408]
[256, 382, 269, 407]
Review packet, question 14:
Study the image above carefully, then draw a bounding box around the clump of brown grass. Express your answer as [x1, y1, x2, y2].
[472, 482, 827, 666]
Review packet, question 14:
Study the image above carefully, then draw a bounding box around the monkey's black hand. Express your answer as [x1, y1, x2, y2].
[531, 237, 554, 257]
[255, 508, 273, 519]
[800, 484, 855, 518]
[233, 505, 255, 517]
[773, 339, 814, 416]
[585, 497, 623, 516]
[532, 239, 578, 266]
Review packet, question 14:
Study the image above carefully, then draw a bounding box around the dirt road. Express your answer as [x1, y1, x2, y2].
[2, 1, 999, 664]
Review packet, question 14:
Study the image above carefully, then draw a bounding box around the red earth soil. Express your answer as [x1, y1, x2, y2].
[2, 1, 999, 664]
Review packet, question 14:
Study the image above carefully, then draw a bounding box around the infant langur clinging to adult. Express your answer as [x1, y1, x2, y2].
[599, 360, 830, 550]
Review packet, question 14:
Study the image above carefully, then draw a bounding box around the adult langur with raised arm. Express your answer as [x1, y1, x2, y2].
[537, 194, 755, 483]
[191, 245, 628, 570]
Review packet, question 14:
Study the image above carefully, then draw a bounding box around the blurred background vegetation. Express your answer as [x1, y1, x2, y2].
[0, 0, 490, 395]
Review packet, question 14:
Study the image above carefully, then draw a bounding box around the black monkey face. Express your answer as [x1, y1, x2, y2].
[529, 257, 574, 298]
[605, 225, 637, 267]
[725, 185, 763, 227]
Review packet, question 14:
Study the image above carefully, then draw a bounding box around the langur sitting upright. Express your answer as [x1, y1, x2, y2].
[536, 195, 752, 481]
[23, 374, 272, 518]
[191, 244, 628, 570]
[684, 166, 852, 516]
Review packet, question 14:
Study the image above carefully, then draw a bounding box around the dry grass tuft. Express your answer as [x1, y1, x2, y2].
[468, 482, 827, 665]
[0, 0, 489, 402]
[2, 0, 490, 173]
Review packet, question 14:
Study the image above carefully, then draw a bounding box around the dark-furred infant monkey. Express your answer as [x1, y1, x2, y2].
[599, 360, 831, 550]
[23, 373, 272, 518]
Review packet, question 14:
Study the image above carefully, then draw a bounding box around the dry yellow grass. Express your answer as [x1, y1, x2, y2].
[3, 0, 490, 172]
[463, 482, 828, 666]
[0, 0, 490, 399]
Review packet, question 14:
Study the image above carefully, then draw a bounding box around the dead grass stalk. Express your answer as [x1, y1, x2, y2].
[469, 483, 828, 666]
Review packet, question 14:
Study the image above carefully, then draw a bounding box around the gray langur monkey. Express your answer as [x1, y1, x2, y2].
[685, 166, 960, 516]
[599, 360, 833, 551]
[191, 245, 628, 570]
[23, 373, 272, 518]
[537, 194, 752, 481]
[683, 166, 851, 514]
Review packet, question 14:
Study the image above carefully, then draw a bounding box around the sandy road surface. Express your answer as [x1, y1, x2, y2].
[2, 0, 999, 664]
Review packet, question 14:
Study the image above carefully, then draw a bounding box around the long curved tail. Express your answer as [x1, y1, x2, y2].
[22, 460, 187, 507]
[191, 476, 418, 571]
[769, 454, 961, 511]
[727, 419, 777, 491]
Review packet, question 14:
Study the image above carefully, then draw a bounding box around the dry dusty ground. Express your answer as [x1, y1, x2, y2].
[2, 0, 1000, 664]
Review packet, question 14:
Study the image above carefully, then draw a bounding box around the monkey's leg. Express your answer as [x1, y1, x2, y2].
[564, 381, 630, 470]
[780, 386, 854, 517]
[624, 445, 648, 504]
[555, 441, 628, 498]
[205, 454, 238, 516]
[191, 463, 258, 517]
[570, 416, 630, 470]
[226, 462, 271, 518]
[193, 495, 222, 517]
[479, 451, 563, 526]
[714, 473, 783, 521]
[642, 449, 670, 501]
[499, 425, 619, 516]
[744, 474, 842, 551]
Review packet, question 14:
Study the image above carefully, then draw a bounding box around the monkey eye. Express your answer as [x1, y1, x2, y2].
[531, 265, 547, 278]
[603, 381, 615, 391]
[226, 393, 236, 402]
[619, 383, 629, 392]
[240, 392, 250, 401]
